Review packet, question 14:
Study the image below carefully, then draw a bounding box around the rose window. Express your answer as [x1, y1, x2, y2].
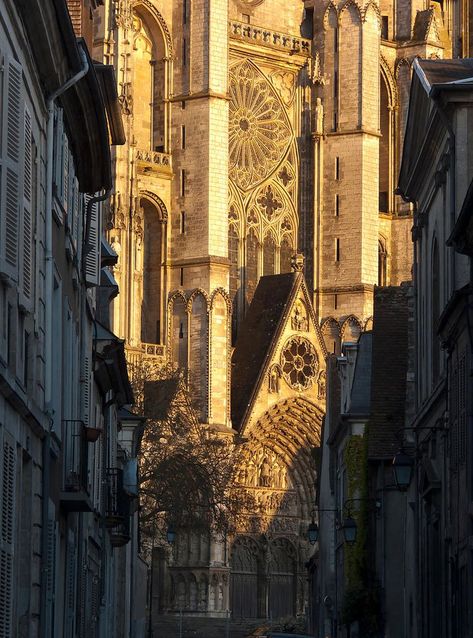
[281, 337, 318, 391]
[229, 60, 291, 191]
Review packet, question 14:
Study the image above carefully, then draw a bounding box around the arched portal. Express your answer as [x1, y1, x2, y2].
[269, 537, 297, 619]
[230, 536, 261, 619]
[231, 398, 323, 620]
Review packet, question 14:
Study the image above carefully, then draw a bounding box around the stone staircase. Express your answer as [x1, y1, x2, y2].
[152, 615, 269, 638]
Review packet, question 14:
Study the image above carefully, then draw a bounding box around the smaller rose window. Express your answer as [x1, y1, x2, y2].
[281, 337, 318, 391]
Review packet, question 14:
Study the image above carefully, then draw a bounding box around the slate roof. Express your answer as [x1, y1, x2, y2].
[231, 272, 299, 430]
[418, 58, 473, 89]
[368, 286, 409, 460]
[349, 332, 373, 415]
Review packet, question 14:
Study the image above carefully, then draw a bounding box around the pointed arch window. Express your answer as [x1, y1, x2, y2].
[229, 226, 240, 342]
[280, 237, 293, 274]
[263, 234, 276, 276]
[246, 229, 258, 307]
[378, 239, 387, 286]
[141, 197, 165, 344]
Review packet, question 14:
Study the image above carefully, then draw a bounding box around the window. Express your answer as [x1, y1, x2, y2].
[381, 16, 389, 39]
[431, 239, 440, 383]
[378, 240, 387, 286]
[180, 169, 186, 197]
[181, 125, 186, 150]
[335, 156, 340, 180]
[335, 238, 340, 262]
[7, 302, 13, 367]
[335, 194, 340, 217]
[181, 100, 186, 110]
[180, 211, 186, 234]
[180, 267, 184, 286]
[23, 331, 30, 388]
[183, 0, 187, 24]
[242, 13, 250, 23]
[182, 38, 187, 68]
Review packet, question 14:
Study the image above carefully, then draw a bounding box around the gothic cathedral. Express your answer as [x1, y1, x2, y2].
[93, 0, 451, 621]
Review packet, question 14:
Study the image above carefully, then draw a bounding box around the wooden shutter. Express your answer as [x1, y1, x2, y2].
[64, 530, 77, 636]
[44, 500, 57, 636]
[84, 195, 100, 287]
[82, 355, 91, 426]
[0, 436, 16, 638]
[20, 106, 33, 308]
[63, 136, 69, 213]
[1, 57, 23, 280]
[53, 108, 64, 199]
[459, 353, 466, 463]
[72, 177, 80, 248]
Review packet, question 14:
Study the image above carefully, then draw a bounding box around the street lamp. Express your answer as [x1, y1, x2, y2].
[392, 449, 414, 491]
[307, 518, 319, 545]
[341, 516, 357, 545]
[166, 524, 176, 544]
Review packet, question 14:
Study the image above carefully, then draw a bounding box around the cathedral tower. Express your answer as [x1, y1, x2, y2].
[314, 0, 381, 328]
[168, 0, 231, 426]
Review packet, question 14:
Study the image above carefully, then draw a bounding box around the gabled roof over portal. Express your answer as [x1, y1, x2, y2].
[231, 271, 327, 434]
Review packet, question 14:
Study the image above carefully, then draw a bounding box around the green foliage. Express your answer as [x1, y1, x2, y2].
[343, 435, 368, 588]
[341, 434, 382, 634]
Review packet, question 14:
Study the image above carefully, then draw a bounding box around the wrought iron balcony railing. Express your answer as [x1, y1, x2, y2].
[60, 420, 92, 512]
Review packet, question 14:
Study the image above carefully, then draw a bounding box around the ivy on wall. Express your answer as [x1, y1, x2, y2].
[341, 432, 382, 635]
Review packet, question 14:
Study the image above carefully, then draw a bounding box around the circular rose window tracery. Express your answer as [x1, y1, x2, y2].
[229, 60, 291, 191]
[281, 337, 318, 391]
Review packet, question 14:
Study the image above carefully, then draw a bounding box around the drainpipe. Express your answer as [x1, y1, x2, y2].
[41, 48, 89, 637]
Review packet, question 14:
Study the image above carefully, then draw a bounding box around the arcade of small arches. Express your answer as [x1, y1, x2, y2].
[321, 314, 372, 355]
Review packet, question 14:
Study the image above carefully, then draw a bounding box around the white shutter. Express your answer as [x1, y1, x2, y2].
[1, 57, 23, 280]
[20, 106, 33, 307]
[84, 195, 100, 287]
[0, 435, 16, 638]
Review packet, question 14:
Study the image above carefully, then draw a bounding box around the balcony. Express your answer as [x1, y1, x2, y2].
[136, 148, 172, 178]
[105, 467, 133, 547]
[60, 420, 93, 512]
[109, 517, 131, 548]
[105, 468, 128, 526]
[126, 342, 167, 371]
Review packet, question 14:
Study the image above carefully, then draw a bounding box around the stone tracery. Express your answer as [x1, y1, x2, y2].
[229, 60, 291, 191]
[281, 336, 318, 391]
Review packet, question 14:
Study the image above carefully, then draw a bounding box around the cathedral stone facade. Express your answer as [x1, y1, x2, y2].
[92, 0, 451, 622]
